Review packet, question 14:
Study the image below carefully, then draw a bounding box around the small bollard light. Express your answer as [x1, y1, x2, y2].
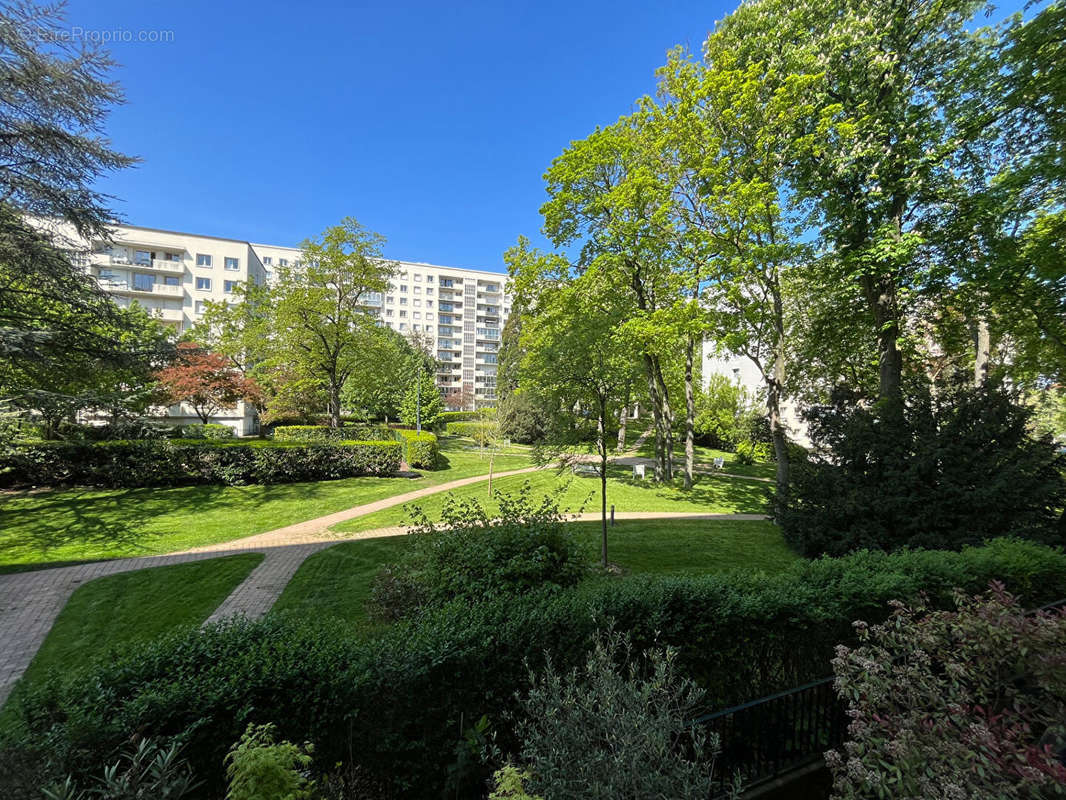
[610, 505, 615, 526]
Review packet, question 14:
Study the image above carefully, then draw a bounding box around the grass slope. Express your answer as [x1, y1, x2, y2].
[4, 553, 263, 712]
[0, 440, 533, 573]
[330, 466, 770, 534]
[275, 519, 796, 624]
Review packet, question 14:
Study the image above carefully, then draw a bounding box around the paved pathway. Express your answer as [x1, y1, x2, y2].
[0, 459, 769, 705]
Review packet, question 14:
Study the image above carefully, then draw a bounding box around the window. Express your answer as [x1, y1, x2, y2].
[132, 273, 154, 291]
[426, 300, 434, 309]
[426, 313, 434, 320]
[400, 297, 408, 306]
[386, 296, 394, 304]
[426, 288, 434, 296]
[413, 312, 421, 320]
[414, 299, 422, 308]
[194, 300, 206, 314]
[414, 286, 421, 294]
[164, 276, 180, 286]
[224, 280, 238, 293]
[386, 309, 393, 317]
[224, 257, 239, 271]
[279, 258, 288, 267]
[196, 253, 212, 267]
[400, 284, 407, 293]
[263, 256, 272, 266]
[399, 310, 407, 318]
[413, 324, 420, 331]
[196, 277, 211, 290]
[399, 323, 407, 331]
[426, 275, 434, 283]
[414, 274, 422, 282]
[134, 250, 151, 265]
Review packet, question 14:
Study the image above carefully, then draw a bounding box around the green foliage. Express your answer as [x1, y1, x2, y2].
[392, 428, 440, 469]
[340, 326, 437, 422]
[498, 391, 549, 444]
[777, 379, 1066, 556]
[445, 421, 494, 438]
[9, 539, 1066, 799]
[1, 439, 401, 488]
[41, 737, 199, 800]
[400, 370, 445, 429]
[828, 584, 1066, 798]
[201, 424, 234, 440]
[734, 440, 772, 466]
[225, 723, 314, 800]
[367, 484, 588, 622]
[514, 632, 721, 800]
[489, 767, 543, 800]
[437, 410, 489, 424]
[272, 424, 388, 443]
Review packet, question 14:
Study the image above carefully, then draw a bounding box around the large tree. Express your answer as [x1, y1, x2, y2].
[269, 218, 395, 427]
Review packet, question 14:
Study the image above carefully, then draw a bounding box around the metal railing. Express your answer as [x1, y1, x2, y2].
[697, 677, 845, 797]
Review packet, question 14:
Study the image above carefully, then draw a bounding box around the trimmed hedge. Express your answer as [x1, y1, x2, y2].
[393, 429, 440, 469]
[445, 421, 494, 438]
[272, 424, 388, 443]
[438, 410, 492, 424]
[9, 538, 1066, 798]
[180, 423, 234, 440]
[0, 439, 401, 488]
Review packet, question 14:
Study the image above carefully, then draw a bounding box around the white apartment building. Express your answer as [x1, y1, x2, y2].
[46, 221, 509, 430]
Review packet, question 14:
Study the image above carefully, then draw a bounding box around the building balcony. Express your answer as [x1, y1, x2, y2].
[152, 308, 184, 323]
[100, 280, 184, 298]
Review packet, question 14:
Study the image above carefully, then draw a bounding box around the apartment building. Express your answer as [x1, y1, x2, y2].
[48, 221, 509, 429]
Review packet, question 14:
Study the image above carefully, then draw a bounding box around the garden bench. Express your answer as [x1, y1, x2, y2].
[712, 457, 725, 470]
[573, 463, 600, 477]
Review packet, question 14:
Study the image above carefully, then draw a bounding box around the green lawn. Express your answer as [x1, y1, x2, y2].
[633, 438, 776, 479]
[330, 465, 770, 534]
[0, 438, 533, 573]
[3, 554, 262, 715]
[275, 518, 797, 624]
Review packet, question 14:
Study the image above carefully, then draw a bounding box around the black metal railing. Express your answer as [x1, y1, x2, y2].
[697, 677, 845, 797]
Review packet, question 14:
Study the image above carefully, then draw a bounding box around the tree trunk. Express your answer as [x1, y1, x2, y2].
[683, 333, 695, 490]
[769, 280, 790, 499]
[598, 395, 609, 570]
[860, 273, 903, 405]
[644, 357, 665, 481]
[974, 317, 991, 387]
[616, 402, 629, 453]
[328, 379, 342, 428]
[654, 358, 674, 481]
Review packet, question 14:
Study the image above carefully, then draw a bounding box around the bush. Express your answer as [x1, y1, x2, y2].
[0, 439, 401, 488]
[438, 410, 492, 424]
[367, 484, 588, 622]
[513, 632, 722, 800]
[445, 421, 494, 438]
[499, 393, 548, 444]
[733, 440, 770, 465]
[392, 429, 440, 469]
[225, 723, 315, 800]
[41, 737, 199, 800]
[10, 539, 1066, 798]
[272, 424, 388, 443]
[777, 379, 1066, 557]
[203, 424, 234, 440]
[827, 584, 1066, 798]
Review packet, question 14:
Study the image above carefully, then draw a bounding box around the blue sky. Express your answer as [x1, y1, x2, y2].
[69, 0, 1028, 273]
[67, 0, 732, 273]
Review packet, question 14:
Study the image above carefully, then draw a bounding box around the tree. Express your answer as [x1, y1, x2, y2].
[521, 266, 632, 569]
[269, 218, 395, 428]
[400, 370, 444, 430]
[341, 326, 435, 422]
[155, 343, 261, 424]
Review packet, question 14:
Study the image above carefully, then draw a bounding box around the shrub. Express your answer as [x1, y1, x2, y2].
[203, 424, 235, 440]
[392, 429, 440, 469]
[0, 439, 401, 488]
[499, 393, 548, 444]
[446, 421, 494, 438]
[12, 539, 1066, 799]
[225, 723, 315, 800]
[41, 737, 199, 800]
[438, 410, 492, 424]
[367, 484, 587, 622]
[272, 424, 388, 442]
[776, 379, 1066, 557]
[513, 632, 722, 800]
[490, 767, 543, 800]
[827, 584, 1066, 799]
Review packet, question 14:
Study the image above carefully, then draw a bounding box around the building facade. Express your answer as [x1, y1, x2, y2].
[49, 221, 509, 430]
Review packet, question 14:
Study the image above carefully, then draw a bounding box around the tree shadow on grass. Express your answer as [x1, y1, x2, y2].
[611, 468, 771, 513]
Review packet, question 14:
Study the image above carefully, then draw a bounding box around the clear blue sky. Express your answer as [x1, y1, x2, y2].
[68, 0, 729, 273]
[69, 0, 1028, 273]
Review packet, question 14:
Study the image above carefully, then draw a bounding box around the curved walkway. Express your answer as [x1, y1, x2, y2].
[0, 462, 769, 705]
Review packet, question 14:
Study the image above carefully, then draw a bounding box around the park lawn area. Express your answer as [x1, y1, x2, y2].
[330, 465, 770, 534]
[2, 554, 262, 719]
[0, 439, 533, 573]
[274, 518, 797, 624]
[633, 437, 776, 480]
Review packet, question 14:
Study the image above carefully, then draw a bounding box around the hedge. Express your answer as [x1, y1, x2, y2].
[437, 410, 493, 424]
[445, 421, 494, 438]
[272, 424, 389, 443]
[393, 428, 440, 469]
[180, 423, 234, 440]
[8, 538, 1066, 798]
[0, 439, 401, 488]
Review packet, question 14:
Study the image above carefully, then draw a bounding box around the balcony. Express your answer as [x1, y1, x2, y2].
[152, 308, 184, 323]
[150, 258, 185, 275]
[100, 280, 184, 298]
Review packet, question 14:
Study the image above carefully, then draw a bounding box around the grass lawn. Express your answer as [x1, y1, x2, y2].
[330, 465, 770, 534]
[0, 438, 533, 573]
[2, 553, 262, 717]
[633, 437, 776, 480]
[274, 519, 798, 624]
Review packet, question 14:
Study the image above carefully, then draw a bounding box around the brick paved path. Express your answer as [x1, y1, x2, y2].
[0, 458, 769, 705]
